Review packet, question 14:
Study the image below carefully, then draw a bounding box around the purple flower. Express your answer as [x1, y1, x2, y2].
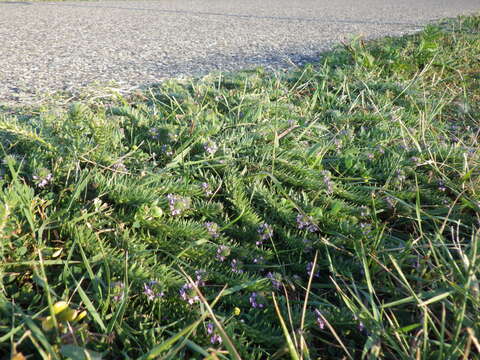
[149, 127, 160, 139]
[267, 272, 281, 290]
[321, 170, 334, 193]
[32, 173, 53, 188]
[314, 309, 325, 330]
[210, 334, 222, 344]
[112, 162, 127, 172]
[206, 322, 222, 344]
[205, 222, 220, 238]
[201, 182, 213, 196]
[195, 270, 206, 286]
[306, 262, 320, 278]
[296, 214, 319, 232]
[367, 153, 374, 160]
[257, 223, 273, 245]
[360, 223, 372, 235]
[216, 245, 230, 262]
[179, 283, 200, 305]
[359, 321, 366, 333]
[249, 292, 264, 309]
[143, 283, 156, 300]
[253, 256, 264, 264]
[179, 271, 205, 304]
[167, 194, 191, 216]
[143, 281, 164, 301]
[204, 140, 218, 155]
[231, 259, 244, 274]
[354, 314, 367, 333]
[438, 182, 446, 192]
[376, 146, 385, 155]
[161, 144, 173, 156]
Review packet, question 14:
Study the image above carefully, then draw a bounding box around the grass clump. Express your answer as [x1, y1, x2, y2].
[1, 15, 480, 360]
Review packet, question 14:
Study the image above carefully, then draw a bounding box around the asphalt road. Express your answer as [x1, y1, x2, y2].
[1, 0, 479, 103]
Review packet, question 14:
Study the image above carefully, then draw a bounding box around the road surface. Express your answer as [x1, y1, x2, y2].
[0, 0, 479, 103]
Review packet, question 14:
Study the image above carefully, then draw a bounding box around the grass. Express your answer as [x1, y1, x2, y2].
[1, 14, 479, 360]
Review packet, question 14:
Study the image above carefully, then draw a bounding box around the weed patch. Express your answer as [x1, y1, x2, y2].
[1, 15, 479, 359]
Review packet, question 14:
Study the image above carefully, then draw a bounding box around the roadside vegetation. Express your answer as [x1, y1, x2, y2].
[1, 14, 479, 360]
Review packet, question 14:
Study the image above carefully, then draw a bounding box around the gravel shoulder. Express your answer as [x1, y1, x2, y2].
[1, 0, 479, 105]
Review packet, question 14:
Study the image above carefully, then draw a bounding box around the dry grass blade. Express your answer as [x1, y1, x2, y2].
[272, 293, 301, 360]
[299, 250, 318, 359]
[314, 309, 353, 360]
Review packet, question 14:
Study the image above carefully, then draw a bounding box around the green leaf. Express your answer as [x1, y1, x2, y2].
[61, 345, 103, 360]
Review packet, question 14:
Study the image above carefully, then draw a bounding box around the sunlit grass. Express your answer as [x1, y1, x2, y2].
[0, 14, 479, 359]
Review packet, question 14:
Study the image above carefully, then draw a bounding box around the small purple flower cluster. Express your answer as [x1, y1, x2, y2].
[257, 223, 273, 246]
[359, 321, 365, 332]
[179, 270, 205, 305]
[167, 194, 191, 216]
[334, 138, 342, 149]
[253, 256, 264, 265]
[216, 245, 230, 262]
[33, 173, 53, 188]
[321, 170, 334, 193]
[201, 182, 213, 196]
[179, 283, 199, 305]
[354, 314, 366, 333]
[306, 262, 320, 278]
[296, 214, 319, 232]
[360, 222, 372, 235]
[314, 309, 325, 330]
[205, 222, 220, 238]
[112, 162, 127, 172]
[438, 181, 446, 192]
[195, 270, 206, 286]
[231, 259, 244, 274]
[206, 322, 222, 344]
[149, 127, 160, 140]
[161, 144, 174, 156]
[143, 280, 164, 301]
[204, 140, 218, 155]
[249, 292, 265, 309]
[266, 272, 281, 290]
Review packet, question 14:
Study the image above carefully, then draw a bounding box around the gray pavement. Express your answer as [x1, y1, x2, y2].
[1, 0, 479, 103]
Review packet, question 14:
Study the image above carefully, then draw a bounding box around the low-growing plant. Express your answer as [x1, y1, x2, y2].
[0, 14, 479, 360]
